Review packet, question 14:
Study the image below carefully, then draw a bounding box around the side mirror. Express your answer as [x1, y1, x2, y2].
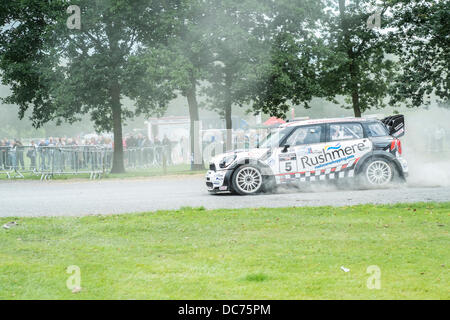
[281, 144, 290, 153]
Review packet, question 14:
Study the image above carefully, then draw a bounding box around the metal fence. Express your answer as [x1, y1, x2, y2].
[0, 145, 174, 180]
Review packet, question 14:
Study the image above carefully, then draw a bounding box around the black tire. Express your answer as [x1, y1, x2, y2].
[359, 158, 395, 188]
[261, 175, 277, 193]
[231, 164, 263, 195]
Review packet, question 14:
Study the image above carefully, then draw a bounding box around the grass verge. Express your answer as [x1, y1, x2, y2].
[0, 203, 448, 299]
[0, 164, 206, 181]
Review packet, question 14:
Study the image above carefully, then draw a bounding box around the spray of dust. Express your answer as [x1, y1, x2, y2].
[402, 106, 450, 187]
[276, 105, 450, 194]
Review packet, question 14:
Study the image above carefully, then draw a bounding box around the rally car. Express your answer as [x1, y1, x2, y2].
[206, 115, 408, 195]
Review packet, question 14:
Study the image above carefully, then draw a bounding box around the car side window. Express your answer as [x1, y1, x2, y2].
[366, 122, 389, 137]
[285, 125, 322, 146]
[330, 123, 364, 141]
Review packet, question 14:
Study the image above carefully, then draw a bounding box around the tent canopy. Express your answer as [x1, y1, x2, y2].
[263, 117, 286, 126]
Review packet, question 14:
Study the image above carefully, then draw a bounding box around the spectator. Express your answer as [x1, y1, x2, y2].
[154, 137, 162, 164]
[38, 140, 48, 170]
[0, 139, 6, 169]
[142, 136, 153, 166]
[162, 134, 172, 165]
[14, 139, 25, 171]
[27, 140, 37, 171]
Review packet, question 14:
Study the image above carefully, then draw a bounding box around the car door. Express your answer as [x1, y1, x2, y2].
[277, 124, 327, 182]
[323, 122, 373, 177]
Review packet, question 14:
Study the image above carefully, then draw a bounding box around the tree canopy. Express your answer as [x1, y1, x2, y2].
[388, 0, 449, 107]
[0, 0, 448, 165]
[0, 0, 181, 173]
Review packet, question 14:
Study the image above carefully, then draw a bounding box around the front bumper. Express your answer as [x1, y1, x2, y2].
[205, 170, 233, 192]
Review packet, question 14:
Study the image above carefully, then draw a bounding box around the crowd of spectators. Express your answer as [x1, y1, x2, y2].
[0, 133, 176, 172]
[0, 138, 25, 171]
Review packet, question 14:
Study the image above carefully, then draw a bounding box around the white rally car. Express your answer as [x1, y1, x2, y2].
[206, 116, 408, 195]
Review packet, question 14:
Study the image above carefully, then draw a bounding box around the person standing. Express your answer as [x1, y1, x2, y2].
[9, 140, 17, 171]
[27, 140, 37, 171]
[38, 140, 47, 171]
[0, 139, 6, 169]
[142, 136, 152, 167]
[14, 139, 25, 171]
[162, 134, 172, 165]
[154, 137, 162, 165]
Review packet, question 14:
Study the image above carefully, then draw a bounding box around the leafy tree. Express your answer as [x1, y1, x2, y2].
[388, 0, 449, 107]
[247, 0, 326, 119]
[320, 0, 401, 117]
[0, 0, 179, 173]
[144, 0, 214, 169]
[249, 0, 403, 118]
[202, 0, 271, 149]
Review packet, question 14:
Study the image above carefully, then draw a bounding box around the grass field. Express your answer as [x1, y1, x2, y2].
[0, 203, 448, 299]
[0, 164, 206, 180]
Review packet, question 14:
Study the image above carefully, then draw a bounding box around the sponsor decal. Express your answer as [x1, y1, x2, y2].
[279, 153, 297, 161]
[299, 141, 368, 170]
[315, 155, 354, 169]
[324, 143, 342, 152]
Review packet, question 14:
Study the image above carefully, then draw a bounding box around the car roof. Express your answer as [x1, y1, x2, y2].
[280, 117, 376, 128]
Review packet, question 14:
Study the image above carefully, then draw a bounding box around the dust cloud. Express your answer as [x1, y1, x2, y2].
[402, 106, 450, 187]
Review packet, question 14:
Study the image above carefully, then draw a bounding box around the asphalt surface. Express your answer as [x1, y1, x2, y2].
[0, 175, 449, 217]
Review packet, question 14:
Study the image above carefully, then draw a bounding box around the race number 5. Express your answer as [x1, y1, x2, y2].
[285, 162, 292, 172]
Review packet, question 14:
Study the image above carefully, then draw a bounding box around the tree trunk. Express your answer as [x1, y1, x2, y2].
[350, 62, 362, 117]
[340, 0, 362, 118]
[110, 81, 125, 173]
[224, 71, 233, 151]
[351, 89, 361, 117]
[186, 77, 204, 171]
[224, 103, 232, 151]
[105, 19, 125, 174]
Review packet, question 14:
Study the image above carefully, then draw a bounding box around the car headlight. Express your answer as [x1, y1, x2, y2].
[219, 154, 237, 168]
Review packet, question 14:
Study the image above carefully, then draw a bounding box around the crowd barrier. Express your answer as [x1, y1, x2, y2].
[0, 145, 175, 180]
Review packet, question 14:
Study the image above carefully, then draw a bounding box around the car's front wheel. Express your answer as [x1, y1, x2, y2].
[231, 165, 263, 195]
[361, 158, 395, 187]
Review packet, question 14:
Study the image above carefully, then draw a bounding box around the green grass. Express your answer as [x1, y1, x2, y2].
[0, 164, 206, 180]
[0, 203, 448, 299]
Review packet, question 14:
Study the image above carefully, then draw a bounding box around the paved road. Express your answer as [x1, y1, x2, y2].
[0, 175, 449, 217]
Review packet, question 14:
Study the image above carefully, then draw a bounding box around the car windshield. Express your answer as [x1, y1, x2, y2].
[258, 127, 291, 148]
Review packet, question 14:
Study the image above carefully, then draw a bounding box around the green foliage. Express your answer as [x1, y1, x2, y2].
[0, 1, 183, 172]
[1, 0, 449, 136]
[153, 0, 214, 96]
[388, 0, 450, 107]
[202, 0, 272, 118]
[247, 0, 326, 118]
[0, 0, 66, 127]
[318, 0, 400, 116]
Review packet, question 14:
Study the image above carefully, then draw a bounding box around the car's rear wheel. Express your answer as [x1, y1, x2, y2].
[231, 165, 263, 195]
[362, 158, 394, 187]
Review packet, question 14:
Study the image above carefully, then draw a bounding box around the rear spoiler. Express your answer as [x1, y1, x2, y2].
[381, 115, 405, 138]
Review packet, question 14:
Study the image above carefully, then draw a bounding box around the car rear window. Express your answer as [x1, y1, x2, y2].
[366, 122, 389, 137]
